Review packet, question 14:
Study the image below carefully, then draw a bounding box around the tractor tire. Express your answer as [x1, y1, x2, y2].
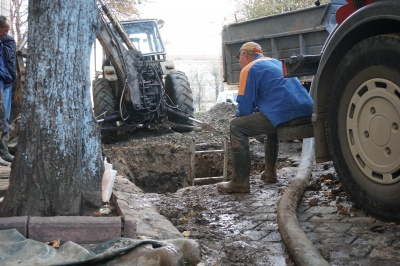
[92, 78, 115, 117]
[327, 34, 400, 222]
[92, 78, 118, 143]
[165, 71, 194, 132]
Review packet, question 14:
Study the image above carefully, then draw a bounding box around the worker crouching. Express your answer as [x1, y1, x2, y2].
[217, 42, 314, 194]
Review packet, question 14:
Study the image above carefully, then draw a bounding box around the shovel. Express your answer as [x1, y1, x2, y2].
[166, 107, 214, 131]
[188, 117, 215, 131]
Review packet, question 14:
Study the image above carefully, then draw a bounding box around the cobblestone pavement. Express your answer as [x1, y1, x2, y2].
[298, 190, 400, 265]
[147, 141, 400, 266]
[1, 147, 400, 265]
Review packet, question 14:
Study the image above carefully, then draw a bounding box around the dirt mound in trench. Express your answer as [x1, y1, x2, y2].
[102, 103, 302, 193]
[102, 103, 238, 193]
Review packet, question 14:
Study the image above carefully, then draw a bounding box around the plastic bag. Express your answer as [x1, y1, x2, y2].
[102, 157, 117, 202]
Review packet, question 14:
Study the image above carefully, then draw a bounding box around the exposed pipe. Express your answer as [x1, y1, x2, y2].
[277, 137, 330, 266]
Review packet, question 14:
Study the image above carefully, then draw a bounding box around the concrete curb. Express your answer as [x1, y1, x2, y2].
[277, 138, 330, 266]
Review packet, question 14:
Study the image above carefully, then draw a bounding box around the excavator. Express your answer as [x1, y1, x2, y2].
[14, 0, 210, 143]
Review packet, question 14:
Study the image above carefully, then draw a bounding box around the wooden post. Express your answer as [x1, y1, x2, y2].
[223, 137, 228, 181]
[190, 139, 195, 186]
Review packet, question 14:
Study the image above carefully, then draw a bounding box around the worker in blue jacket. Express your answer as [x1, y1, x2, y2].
[0, 16, 16, 163]
[217, 42, 314, 194]
[0, 41, 12, 166]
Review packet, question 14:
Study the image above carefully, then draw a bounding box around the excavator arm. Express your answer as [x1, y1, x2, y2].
[96, 0, 143, 109]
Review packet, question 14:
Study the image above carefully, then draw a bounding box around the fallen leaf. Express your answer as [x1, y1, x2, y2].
[46, 239, 60, 248]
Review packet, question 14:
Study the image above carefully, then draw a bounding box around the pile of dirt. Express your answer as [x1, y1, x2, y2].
[103, 102, 305, 193]
[103, 103, 239, 193]
[194, 103, 236, 143]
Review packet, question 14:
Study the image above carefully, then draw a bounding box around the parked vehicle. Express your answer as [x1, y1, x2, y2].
[222, 0, 400, 222]
[222, 0, 346, 90]
[216, 90, 238, 105]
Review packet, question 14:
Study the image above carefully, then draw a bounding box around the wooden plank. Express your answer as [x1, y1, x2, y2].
[194, 176, 225, 186]
[190, 140, 195, 186]
[277, 124, 314, 141]
[223, 138, 228, 181]
[195, 150, 224, 155]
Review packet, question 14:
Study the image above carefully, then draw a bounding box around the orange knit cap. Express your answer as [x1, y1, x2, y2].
[235, 42, 263, 58]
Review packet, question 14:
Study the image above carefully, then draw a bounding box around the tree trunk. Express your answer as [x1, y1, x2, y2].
[0, 0, 103, 216]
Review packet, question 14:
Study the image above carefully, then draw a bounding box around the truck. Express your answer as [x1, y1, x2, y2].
[222, 0, 346, 90]
[222, 0, 400, 222]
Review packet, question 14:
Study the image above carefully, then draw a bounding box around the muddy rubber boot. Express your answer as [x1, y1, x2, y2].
[0, 133, 13, 162]
[0, 156, 9, 166]
[261, 134, 279, 183]
[217, 148, 251, 194]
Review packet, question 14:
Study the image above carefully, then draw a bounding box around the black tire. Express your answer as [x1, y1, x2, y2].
[327, 34, 400, 222]
[92, 78, 118, 143]
[92, 78, 115, 116]
[165, 71, 194, 131]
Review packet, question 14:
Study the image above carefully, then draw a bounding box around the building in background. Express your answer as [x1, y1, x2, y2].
[139, 0, 231, 112]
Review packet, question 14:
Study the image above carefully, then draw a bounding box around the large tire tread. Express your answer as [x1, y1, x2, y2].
[165, 71, 194, 130]
[92, 78, 115, 117]
[92, 78, 118, 143]
[327, 34, 400, 222]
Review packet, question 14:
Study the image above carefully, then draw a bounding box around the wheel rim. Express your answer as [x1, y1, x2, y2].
[347, 78, 400, 184]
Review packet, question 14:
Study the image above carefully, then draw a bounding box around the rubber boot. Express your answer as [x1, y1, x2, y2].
[260, 134, 279, 183]
[0, 133, 13, 163]
[217, 147, 251, 194]
[0, 156, 9, 166]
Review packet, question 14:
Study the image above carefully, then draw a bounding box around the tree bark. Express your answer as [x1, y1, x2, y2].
[0, 0, 103, 216]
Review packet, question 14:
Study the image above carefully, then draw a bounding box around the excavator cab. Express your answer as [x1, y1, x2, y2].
[122, 20, 165, 56]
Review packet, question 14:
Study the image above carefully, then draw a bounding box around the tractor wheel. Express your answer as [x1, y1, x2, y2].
[165, 71, 194, 132]
[327, 34, 400, 222]
[92, 78, 118, 143]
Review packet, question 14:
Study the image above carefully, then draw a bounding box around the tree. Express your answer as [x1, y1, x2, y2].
[10, 0, 28, 45]
[188, 67, 209, 111]
[211, 63, 223, 100]
[0, 0, 103, 216]
[232, 0, 331, 22]
[8, 0, 142, 47]
[102, 0, 140, 20]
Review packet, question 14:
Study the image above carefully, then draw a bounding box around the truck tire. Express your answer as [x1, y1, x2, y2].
[327, 34, 400, 222]
[165, 71, 194, 131]
[92, 78, 117, 142]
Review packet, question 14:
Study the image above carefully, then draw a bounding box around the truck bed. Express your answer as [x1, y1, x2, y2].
[222, 1, 346, 85]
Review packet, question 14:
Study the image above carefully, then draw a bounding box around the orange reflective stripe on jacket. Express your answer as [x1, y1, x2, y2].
[238, 57, 272, 95]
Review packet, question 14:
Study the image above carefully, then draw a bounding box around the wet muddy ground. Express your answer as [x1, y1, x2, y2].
[102, 103, 379, 265]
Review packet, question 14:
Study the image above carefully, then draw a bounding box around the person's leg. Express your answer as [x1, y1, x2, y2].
[2, 84, 11, 131]
[230, 112, 276, 150]
[0, 88, 9, 166]
[0, 85, 13, 162]
[217, 113, 276, 193]
[261, 134, 279, 183]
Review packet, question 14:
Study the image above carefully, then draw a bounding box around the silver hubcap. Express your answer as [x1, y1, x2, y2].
[347, 78, 400, 184]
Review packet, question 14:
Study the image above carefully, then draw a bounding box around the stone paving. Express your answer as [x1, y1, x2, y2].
[298, 200, 400, 265]
[1, 158, 400, 265]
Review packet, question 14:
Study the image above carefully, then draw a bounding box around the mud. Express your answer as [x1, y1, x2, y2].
[101, 103, 355, 265]
[103, 103, 301, 193]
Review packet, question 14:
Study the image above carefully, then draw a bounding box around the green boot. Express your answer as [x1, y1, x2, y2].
[0, 133, 14, 163]
[0, 156, 9, 166]
[217, 147, 251, 194]
[261, 134, 279, 183]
